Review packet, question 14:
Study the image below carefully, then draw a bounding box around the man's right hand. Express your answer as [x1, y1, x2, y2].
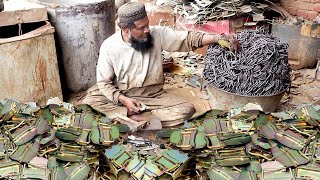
[118, 95, 141, 115]
[218, 34, 240, 51]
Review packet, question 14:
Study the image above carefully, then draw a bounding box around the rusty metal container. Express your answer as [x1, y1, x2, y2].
[36, 0, 115, 93]
[0, 0, 62, 105]
[0, 23, 63, 105]
[207, 83, 285, 112]
[272, 23, 320, 69]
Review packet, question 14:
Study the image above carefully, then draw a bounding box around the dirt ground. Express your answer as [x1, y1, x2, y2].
[277, 69, 320, 111]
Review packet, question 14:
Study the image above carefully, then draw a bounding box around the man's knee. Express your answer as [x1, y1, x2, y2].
[154, 102, 195, 120]
[156, 103, 195, 127]
[180, 102, 196, 119]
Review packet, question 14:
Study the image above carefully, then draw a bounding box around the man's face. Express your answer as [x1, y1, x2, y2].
[130, 17, 150, 41]
[128, 17, 153, 53]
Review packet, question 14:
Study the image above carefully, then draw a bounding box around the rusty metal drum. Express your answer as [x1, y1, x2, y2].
[272, 23, 320, 70]
[37, 0, 115, 93]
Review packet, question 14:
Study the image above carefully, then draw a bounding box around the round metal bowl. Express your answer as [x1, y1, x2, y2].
[206, 82, 287, 112]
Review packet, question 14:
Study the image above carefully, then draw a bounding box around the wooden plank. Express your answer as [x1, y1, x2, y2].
[0, 0, 48, 27]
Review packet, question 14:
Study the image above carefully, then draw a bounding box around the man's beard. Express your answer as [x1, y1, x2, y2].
[129, 33, 153, 53]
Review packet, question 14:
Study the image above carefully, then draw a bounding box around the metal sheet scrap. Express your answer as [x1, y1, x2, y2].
[1, 98, 320, 179]
[170, 0, 277, 24]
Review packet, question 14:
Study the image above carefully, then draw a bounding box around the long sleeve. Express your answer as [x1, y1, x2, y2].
[96, 44, 122, 105]
[155, 26, 205, 52]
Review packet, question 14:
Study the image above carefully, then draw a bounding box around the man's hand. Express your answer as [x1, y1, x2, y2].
[118, 95, 141, 115]
[218, 34, 240, 51]
[202, 34, 240, 51]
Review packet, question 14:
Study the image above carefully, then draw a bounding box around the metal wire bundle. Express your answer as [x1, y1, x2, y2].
[203, 28, 291, 96]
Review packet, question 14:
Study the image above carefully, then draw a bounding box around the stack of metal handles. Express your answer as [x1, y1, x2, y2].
[203, 28, 291, 97]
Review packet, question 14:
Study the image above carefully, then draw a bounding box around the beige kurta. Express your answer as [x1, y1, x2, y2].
[82, 26, 204, 127]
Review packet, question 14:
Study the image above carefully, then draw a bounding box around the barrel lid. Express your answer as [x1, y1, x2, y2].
[0, 0, 48, 27]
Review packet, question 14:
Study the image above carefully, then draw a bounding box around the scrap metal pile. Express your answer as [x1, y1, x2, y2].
[171, 0, 278, 24]
[1, 98, 319, 179]
[163, 103, 320, 179]
[0, 99, 121, 179]
[0, 99, 192, 179]
[203, 28, 291, 96]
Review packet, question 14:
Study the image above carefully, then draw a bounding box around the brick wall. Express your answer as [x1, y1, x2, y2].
[280, 0, 320, 19]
